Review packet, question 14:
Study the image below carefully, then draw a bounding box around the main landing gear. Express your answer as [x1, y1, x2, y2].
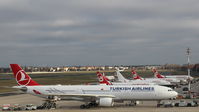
[42, 100, 56, 109]
[157, 100, 162, 107]
[37, 96, 59, 109]
[125, 101, 137, 106]
[80, 102, 99, 109]
[37, 100, 57, 109]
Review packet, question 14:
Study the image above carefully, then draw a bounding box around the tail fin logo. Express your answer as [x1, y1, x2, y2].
[99, 77, 103, 82]
[97, 72, 104, 82]
[16, 70, 31, 86]
[96, 72, 112, 85]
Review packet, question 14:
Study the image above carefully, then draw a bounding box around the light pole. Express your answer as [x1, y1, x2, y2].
[186, 48, 191, 95]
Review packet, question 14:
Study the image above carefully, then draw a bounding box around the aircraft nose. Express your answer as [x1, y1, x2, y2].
[173, 91, 178, 98]
[167, 82, 171, 84]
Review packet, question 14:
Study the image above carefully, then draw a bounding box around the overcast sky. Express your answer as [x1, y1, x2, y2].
[0, 0, 199, 67]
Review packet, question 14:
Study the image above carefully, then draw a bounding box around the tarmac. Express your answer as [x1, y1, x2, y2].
[0, 94, 199, 112]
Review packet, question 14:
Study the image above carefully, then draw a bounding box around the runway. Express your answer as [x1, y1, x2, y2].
[0, 94, 199, 112]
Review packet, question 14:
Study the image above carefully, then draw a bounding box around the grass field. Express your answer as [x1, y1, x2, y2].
[0, 70, 192, 93]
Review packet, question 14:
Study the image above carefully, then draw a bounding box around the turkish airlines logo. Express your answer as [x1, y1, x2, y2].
[99, 76, 104, 82]
[16, 70, 31, 86]
[97, 73, 104, 82]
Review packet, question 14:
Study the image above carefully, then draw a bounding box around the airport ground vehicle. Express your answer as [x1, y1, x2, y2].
[25, 104, 37, 110]
[187, 101, 198, 107]
[13, 104, 22, 111]
[157, 101, 174, 107]
[2, 104, 11, 111]
[175, 100, 198, 107]
[158, 100, 199, 108]
[178, 100, 188, 107]
[187, 100, 198, 107]
[163, 101, 175, 107]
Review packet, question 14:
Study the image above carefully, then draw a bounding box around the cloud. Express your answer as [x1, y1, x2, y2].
[0, 0, 199, 66]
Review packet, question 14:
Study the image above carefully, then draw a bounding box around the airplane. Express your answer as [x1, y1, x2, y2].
[97, 72, 154, 85]
[152, 68, 191, 83]
[131, 69, 143, 80]
[131, 69, 179, 88]
[10, 64, 178, 109]
[101, 73, 115, 81]
[96, 72, 112, 85]
[116, 69, 172, 86]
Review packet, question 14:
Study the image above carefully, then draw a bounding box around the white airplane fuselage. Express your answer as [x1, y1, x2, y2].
[140, 78, 172, 85]
[159, 77, 181, 83]
[21, 85, 177, 101]
[165, 75, 193, 82]
[116, 71, 171, 86]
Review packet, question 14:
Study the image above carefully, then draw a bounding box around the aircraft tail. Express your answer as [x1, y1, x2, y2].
[102, 72, 110, 81]
[131, 69, 143, 80]
[10, 64, 40, 86]
[152, 68, 165, 78]
[96, 72, 112, 85]
[115, 69, 129, 83]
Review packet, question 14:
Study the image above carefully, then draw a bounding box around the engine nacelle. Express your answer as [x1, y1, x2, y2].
[99, 98, 114, 106]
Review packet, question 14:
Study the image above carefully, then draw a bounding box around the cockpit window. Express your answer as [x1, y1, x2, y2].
[168, 89, 173, 91]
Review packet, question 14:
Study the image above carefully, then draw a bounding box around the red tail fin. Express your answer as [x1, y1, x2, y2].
[102, 73, 110, 81]
[131, 69, 143, 80]
[152, 67, 157, 73]
[96, 72, 112, 85]
[10, 64, 40, 86]
[152, 68, 165, 78]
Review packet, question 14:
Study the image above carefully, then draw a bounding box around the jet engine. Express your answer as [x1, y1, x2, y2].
[99, 98, 114, 106]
